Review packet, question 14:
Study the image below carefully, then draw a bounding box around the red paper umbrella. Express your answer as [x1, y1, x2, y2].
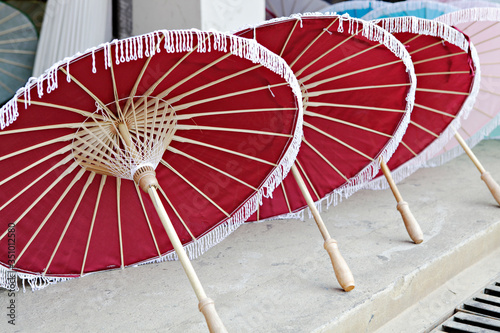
[235, 14, 416, 291]
[365, 16, 480, 239]
[0, 30, 303, 331]
[429, 8, 500, 205]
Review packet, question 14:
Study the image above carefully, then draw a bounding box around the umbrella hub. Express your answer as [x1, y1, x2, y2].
[71, 96, 177, 188]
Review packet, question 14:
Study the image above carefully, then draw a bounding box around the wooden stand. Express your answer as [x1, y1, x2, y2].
[455, 133, 500, 205]
[291, 164, 355, 292]
[148, 186, 227, 333]
[379, 158, 424, 244]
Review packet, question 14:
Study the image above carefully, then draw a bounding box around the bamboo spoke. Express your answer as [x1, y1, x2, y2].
[158, 186, 196, 241]
[0, 57, 32, 70]
[472, 106, 494, 119]
[0, 146, 72, 187]
[160, 160, 230, 217]
[107, 47, 124, 120]
[477, 47, 500, 56]
[81, 175, 107, 276]
[400, 141, 418, 157]
[174, 107, 296, 121]
[300, 43, 381, 84]
[414, 103, 456, 118]
[0, 66, 27, 83]
[0, 48, 35, 55]
[167, 146, 257, 191]
[0, 37, 37, 46]
[305, 101, 405, 113]
[44, 172, 95, 274]
[279, 19, 299, 57]
[410, 120, 439, 138]
[172, 135, 275, 166]
[0, 134, 73, 162]
[409, 40, 442, 55]
[295, 159, 321, 201]
[303, 59, 402, 90]
[480, 88, 500, 97]
[416, 87, 469, 96]
[133, 184, 162, 257]
[0, 79, 13, 93]
[402, 34, 423, 45]
[171, 82, 289, 112]
[412, 52, 464, 65]
[281, 181, 293, 214]
[175, 124, 292, 138]
[304, 122, 373, 161]
[16, 99, 106, 120]
[290, 18, 339, 71]
[14, 168, 86, 265]
[306, 83, 410, 97]
[471, 22, 500, 43]
[304, 110, 392, 137]
[416, 71, 469, 77]
[0, 123, 83, 135]
[302, 137, 349, 182]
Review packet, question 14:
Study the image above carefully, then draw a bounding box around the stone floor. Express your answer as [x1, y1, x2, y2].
[2, 140, 500, 332]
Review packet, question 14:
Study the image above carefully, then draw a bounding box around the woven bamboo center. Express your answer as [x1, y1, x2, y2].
[71, 96, 177, 182]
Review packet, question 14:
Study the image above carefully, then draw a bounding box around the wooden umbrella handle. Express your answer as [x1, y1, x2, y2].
[291, 164, 355, 292]
[379, 158, 424, 244]
[199, 298, 227, 333]
[455, 133, 500, 206]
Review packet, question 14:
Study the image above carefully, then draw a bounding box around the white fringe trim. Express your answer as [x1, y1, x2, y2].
[0, 29, 304, 290]
[435, 7, 500, 26]
[233, 13, 416, 220]
[362, 0, 459, 20]
[365, 21, 481, 189]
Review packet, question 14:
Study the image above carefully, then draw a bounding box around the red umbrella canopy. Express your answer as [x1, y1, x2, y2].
[0, 30, 303, 289]
[235, 14, 416, 221]
[366, 16, 480, 188]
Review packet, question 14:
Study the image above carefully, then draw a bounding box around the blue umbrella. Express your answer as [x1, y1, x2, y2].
[362, 0, 459, 20]
[321, 0, 389, 18]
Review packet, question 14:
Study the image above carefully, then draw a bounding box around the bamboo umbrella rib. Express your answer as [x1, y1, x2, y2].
[477, 47, 500, 56]
[133, 184, 162, 256]
[481, 62, 500, 66]
[289, 18, 339, 70]
[0, 49, 35, 55]
[173, 107, 297, 121]
[304, 110, 392, 137]
[472, 106, 494, 119]
[44, 172, 95, 275]
[279, 19, 300, 57]
[60, 67, 116, 121]
[306, 101, 405, 113]
[0, 80, 13, 93]
[416, 71, 470, 76]
[0, 123, 83, 135]
[170, 82, 289, 112]
[106, 48, 124, 120]
[414, 103, 456, 118]
[172, 135, 276, 166]
[0, 66, 27, 82]
[295, 158, 321, 201]
[0, 134, 74, 162]
[400, 141, 418, 157]
[412, 52, 464, 65]
[480, 88, 500, 97]
[81, 175, 107, 276]
[303, 59, 402, 90]
[459, 20, 476, 33]
[469, 22, 499, 40]
[166, 146, 257, 191]
[302, 137, 350, 182]
[481, 74, 500, 79]
[117, 178, 124, 269]
[458, 126, 473, 139]
[410, 120, 439, 138]
[16, 99, 106, 120]
[123, 35, 166, 115]
[0, 146, 72, 186]
[0, 156, 75, 213]
[0, 8, 16, 25]
[300, 43, 381, 84]
[306, 83, 411, 96]
[409, 40, 443, 55]
[175, 124, 292, 138]
[13, 168, 86, 266]
[163, 64, 262, 106]
[401, 33, 423, 46]
[416, 87, 470, 96]
[0, 37, 37, 46]
[304, 121, 374, 161]
[158, 186, 196, 241]
[280, 181, 293, 214]
[0, 57, 32, 70]
[160, 160, 230, 217]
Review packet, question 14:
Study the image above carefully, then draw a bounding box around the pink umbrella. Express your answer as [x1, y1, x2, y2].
[235, 13, 416, 291]
[428, 8, 500, 205]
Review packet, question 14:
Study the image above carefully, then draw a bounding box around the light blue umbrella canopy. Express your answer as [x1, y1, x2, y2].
[362, 0, 459, 20]
[0, 1, 37, 105]
[321, 0, 389, 18]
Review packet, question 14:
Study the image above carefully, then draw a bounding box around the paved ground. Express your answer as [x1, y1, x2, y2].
[2, 140, 500, 332]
